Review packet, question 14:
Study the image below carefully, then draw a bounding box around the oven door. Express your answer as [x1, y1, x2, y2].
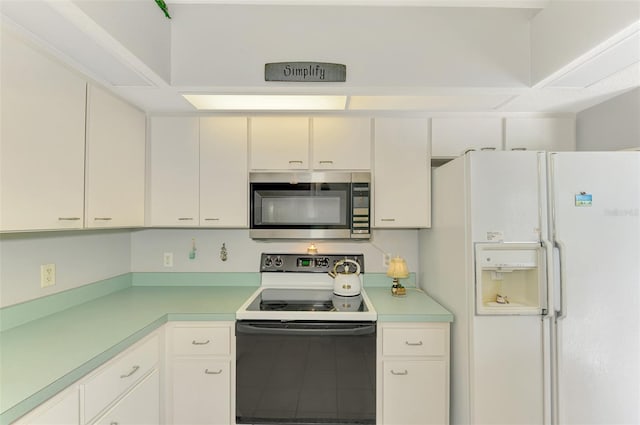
[235, 321, 376, 424]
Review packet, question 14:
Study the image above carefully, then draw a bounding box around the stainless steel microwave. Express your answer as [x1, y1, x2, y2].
[249, 172, 371, 239]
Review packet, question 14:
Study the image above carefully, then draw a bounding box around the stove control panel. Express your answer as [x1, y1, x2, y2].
[260, 253, 364, 273]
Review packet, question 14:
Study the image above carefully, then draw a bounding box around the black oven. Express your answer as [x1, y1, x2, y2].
[249, 172, 370, 240]
[235, 320, 376, 425]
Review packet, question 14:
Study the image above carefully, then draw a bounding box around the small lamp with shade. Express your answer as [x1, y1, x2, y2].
[387, 256, 409, 296]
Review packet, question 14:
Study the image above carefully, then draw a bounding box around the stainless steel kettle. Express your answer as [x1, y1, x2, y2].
[328, 259, 362, 296]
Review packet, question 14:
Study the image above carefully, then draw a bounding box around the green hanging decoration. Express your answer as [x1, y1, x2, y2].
[155, 0, 171, 19]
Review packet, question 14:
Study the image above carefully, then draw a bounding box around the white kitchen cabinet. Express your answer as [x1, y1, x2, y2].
[200, 117, 248, 227]
[431, 117, 502, 158]
[82, 332, 160, 424]
[250, 116, 310, 170]
[373, 118, 431, 228]
[505, 117, 576, 151]
[312, 117, 372, 170]
[166, 322, 235, 425]
[148, 116, 200, 226]
[378, 323, 450, 425]
[94, 369, 160, 425]
[13, 386, 79, 425]
[85, 84, 146, 228]
[0, 30, 86, 232]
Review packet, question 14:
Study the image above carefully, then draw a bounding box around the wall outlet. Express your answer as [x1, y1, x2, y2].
[383, 253, 391, 267]
[40, 264, 56, 288]
[163, 252, 174, 267]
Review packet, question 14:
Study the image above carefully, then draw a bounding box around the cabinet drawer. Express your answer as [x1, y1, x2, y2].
[172, 326, 231, 356]
[382, 327, 447, 357]
[83, 333, 159, 423]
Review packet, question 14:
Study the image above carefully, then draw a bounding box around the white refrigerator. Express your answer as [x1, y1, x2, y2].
[420, 151, 640, 425]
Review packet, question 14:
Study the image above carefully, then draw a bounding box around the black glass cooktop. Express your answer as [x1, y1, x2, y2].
[245, 288, 367, 313]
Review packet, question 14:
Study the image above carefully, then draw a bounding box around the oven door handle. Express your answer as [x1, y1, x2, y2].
[236, 321, 376, 336]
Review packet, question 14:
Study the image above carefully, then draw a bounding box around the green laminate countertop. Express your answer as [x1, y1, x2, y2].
[0, 282, 452, 424]
[366, 287, 454, 322]
[0, 285, 259, 424]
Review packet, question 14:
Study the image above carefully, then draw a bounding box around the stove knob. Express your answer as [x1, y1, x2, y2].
[264, 256, 273, 267]
[274, 256, 283, 267]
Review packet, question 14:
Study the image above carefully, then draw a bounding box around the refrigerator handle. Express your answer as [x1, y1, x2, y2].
[541, 239, 554, 316]
[554, 239, 568, 319]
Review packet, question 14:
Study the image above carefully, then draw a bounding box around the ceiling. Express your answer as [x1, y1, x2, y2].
[1, 0, 638, 114]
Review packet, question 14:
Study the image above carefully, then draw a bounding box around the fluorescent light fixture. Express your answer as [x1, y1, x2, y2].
[182, 94, 347, 110]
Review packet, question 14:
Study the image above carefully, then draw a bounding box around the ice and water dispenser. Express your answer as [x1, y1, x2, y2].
[475, 243, 546, 315]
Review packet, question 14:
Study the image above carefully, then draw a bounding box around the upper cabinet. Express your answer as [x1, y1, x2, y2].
[250, 117, 309, 170]
[374, 118, 431, 228]
[85, 85, 146, 228]
[312, 117, 372, 170]
[249, 117, 372, 171]
[431, 117, 502, 158]
[148, 117, 200, 227]
[200, 117, 249, 227]
[505, 117, 576, 151]
[1, 32, 87, 232]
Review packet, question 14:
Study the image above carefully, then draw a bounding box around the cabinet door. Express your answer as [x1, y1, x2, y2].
[374, 118, 431, 228]
[0, 31, 86, 231]
[432, 117, 502, 158]
[312, 117, 371, 170]
[505, 117, 575, 151]
[200, 117, 248, 227]
[14, 386, 79, 425]
[148, 117, 199, 226]
[94, 369, 160, 425]
[171, 359, 231, 425]
[382, 360, 448, 425]
[250, 117, 309, 170]
[85, 84, 146, 228]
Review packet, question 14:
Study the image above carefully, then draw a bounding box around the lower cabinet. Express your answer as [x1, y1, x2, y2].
[93, 370, 160, 425]
[13, 386, 79, 425]
[165, 322, 235, 425]
[378, 322, 450, 425]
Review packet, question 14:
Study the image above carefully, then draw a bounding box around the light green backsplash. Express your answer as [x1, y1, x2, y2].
[131, 272, 260, 286]
[363, 272, 416, 288]
[0, 271, 413, 333]
[0, 274, 132, 332]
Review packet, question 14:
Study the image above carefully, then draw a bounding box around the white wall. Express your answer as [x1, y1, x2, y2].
[576, 87, 640, 151]
[0, 230, 131, 307]
[170, 5, 531, 88]
[131, 228, 419, 275]
[530, 1, 640, 85]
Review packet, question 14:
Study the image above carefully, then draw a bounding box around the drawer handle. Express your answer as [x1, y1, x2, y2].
[205, 368, 223, 375]
[288, 160, 304, 164]
[204, 218, 220, 221]
[319, 160, 334, 164]
[178, 217, 194, 221]
[381, 218, 396, 222]
[58, 217, 81, 221]
[405, 341, 423, 346]
[120, 365, 140, 378]
[94, 217, 113, 221]
[391, 370, 408, 376]
[192, 339, 211, 345]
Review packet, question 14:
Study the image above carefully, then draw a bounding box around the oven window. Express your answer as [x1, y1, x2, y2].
[236, 321, 376, 424]
[251, 183, 350, 229]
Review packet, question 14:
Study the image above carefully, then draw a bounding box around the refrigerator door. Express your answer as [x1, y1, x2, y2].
[469, 151, 546, 243]
[549, 152, 640, 424]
